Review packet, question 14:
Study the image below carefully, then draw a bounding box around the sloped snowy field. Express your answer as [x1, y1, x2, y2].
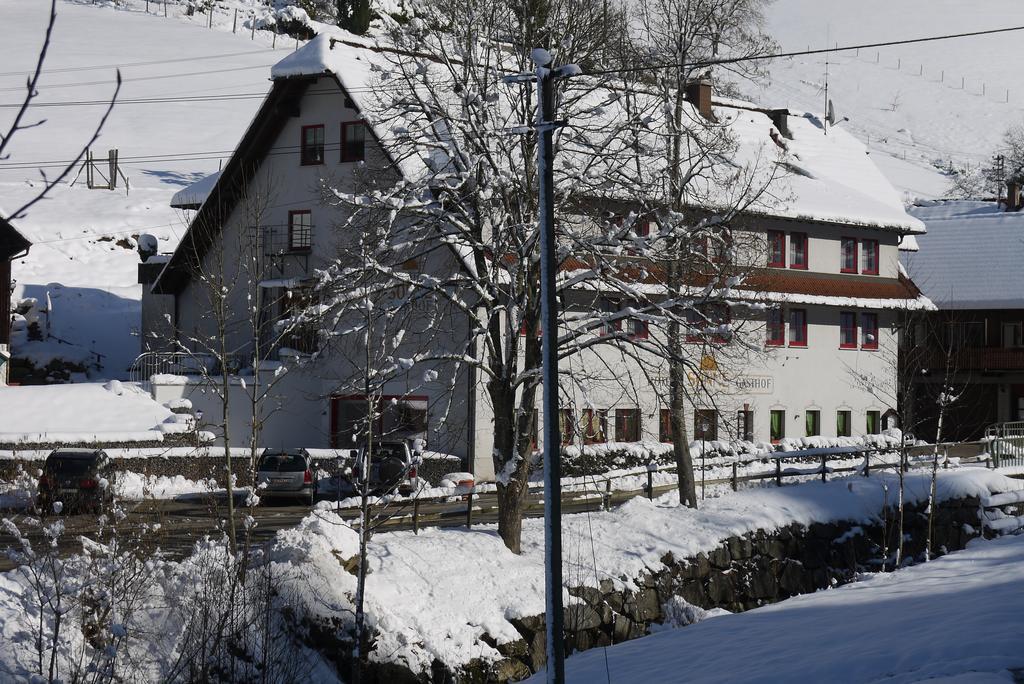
[755, 0, 1024, 200]
[0, 0, 280, 376]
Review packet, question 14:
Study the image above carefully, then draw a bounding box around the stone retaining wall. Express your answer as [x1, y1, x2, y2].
[326, 496, 982, 683]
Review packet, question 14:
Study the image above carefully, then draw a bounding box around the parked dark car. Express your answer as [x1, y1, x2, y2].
[351, 441, 421, 495]
[36, 449, 115, 514]
[257, 449, 316, 505]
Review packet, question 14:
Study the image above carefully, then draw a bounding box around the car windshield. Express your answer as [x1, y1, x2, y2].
[44, 456, 94, 475]
[259, 452, 307, 472]
[372, 444, 406, 461]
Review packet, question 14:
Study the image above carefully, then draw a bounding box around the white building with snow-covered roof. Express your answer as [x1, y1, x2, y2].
[139, 32, 930, 478]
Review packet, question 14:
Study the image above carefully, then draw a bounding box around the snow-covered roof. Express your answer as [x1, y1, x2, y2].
[267, 32, 922, 234]
[0, 212, 32, 259]
[904, 200, 1024, 309]
[170, 170, 222, 210]
[749, 112, 925, 233]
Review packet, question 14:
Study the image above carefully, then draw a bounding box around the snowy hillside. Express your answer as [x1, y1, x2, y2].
[0, 0, 282, 376]
[752, 0, 1024, 200]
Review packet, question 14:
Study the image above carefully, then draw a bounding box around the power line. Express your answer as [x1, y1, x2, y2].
[584, 24, 1024, 76]
[0, 48, 275, 79]
[0, 63, 275, 93]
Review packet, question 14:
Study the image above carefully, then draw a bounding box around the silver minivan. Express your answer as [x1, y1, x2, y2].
[256, 449, 316, 505]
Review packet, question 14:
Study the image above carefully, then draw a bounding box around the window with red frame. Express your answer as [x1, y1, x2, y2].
[766, 309, 785, 346]
[659, 409, 673, 443]
[300, 124, 325, 165]
[685, 307, 703, 343]
[709, 229, 732, 264]
[767, 230, 786, 267]
[518, 317, 541, 337]
[341, 121, 366, 162]
[789, 232, 808, 269]
[840, 311, 858, 348]
[861, 239, 879, 275]
[861, 312, 879, 349]
[581, 409, 607, 444]
[288, 210, 312, 252]
[615, 408, 641, 442]
[708, 302, 731, 343]
[694, 409, 718, 440]
[627, 316, 648, 339]
[789, 308, 808, 347]
[600, 298, 620, 336]
[841, 237, 858, 273]
[633, 218, 651, 238]
[624, 300, 648, 339]
[559, 409, 575, 445]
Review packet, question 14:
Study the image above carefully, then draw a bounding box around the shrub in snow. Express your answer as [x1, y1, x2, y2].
[275, 5, 316, 39]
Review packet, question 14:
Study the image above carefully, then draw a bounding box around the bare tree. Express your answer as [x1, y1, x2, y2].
[1, 0, 120, 224]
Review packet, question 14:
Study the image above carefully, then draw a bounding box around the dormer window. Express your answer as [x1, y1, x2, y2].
[341, 122, 366, 162]
[301, 125, 325, 166]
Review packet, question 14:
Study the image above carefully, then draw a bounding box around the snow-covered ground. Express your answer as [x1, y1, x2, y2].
[542, 532, 1024, 683]
[293, 469, 1016, 675]
[755, 0, 1024, 200]
[1, 0, 281, 376]
[0, 380, 190, 443]
[0, 467, 1017, 680]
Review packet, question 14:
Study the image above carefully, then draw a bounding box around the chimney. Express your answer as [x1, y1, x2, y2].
[768, 109, 790, 138]
[685, 78, 714, 121]
[1007, 181, 1022, 212]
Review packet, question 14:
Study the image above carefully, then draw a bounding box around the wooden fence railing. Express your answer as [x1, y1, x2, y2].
[341, 445, 949, 534]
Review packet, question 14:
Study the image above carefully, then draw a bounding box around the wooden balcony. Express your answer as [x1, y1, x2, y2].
[922, 347, 1024, 371]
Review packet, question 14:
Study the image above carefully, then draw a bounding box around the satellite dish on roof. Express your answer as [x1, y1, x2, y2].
[138, 233, 159, 262]
[827, 99, 836, 125]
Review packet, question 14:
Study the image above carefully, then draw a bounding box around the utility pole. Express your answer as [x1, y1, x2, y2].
[505, 48, 575, 684]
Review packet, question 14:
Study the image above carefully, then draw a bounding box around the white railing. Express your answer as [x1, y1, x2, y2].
[986, 421, 1024, 468]
[128, 351, 218, 385]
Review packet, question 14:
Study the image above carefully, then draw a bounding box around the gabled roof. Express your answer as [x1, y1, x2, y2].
[152, 77, 312, 294]
[0, 214, 32, 260]
[904, 200, 1024, 310]
[154, 30, 924, 295]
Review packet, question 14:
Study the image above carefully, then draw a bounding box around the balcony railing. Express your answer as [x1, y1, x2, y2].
[249, 224, 312, 275]
[922, 347, 1024, 372]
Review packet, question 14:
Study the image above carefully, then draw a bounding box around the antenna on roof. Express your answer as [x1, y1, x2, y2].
[823, 24, 830, 135]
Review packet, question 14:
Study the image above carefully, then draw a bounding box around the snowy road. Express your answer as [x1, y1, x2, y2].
[0, 485, 653, 572]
